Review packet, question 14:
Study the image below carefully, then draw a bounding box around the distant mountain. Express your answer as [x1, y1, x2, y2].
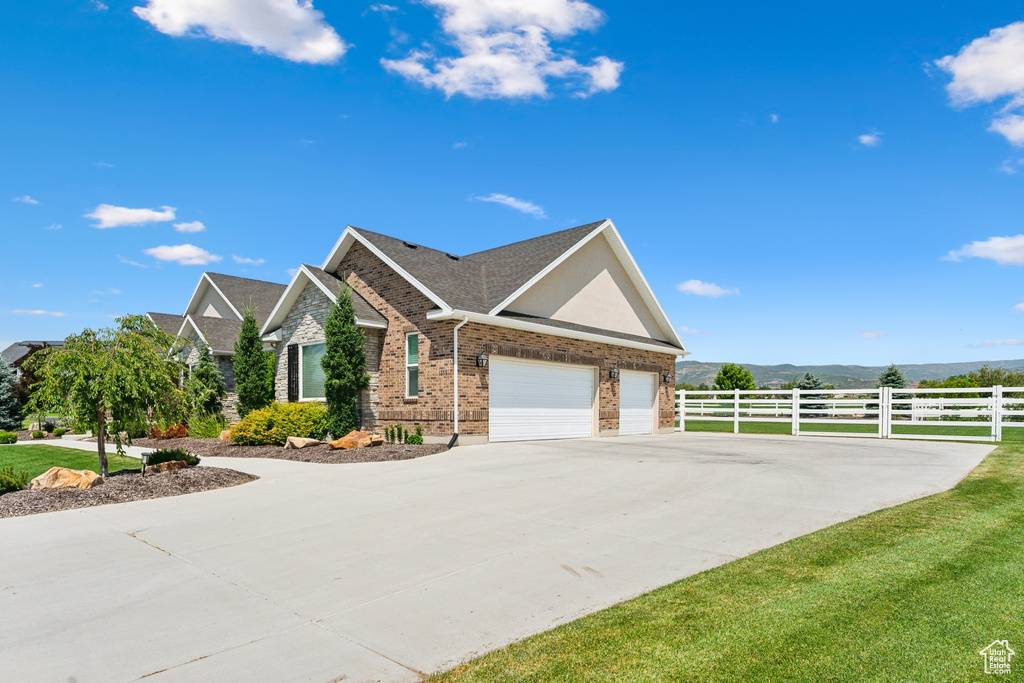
[675, 359, 1024, 389]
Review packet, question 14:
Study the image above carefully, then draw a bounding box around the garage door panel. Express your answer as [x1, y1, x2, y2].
[490, 358, 594, 442]
[619, 371, 655, 436]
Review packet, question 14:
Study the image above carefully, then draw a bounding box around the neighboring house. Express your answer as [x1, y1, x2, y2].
[1, 340, 64, 381]
[149, 272, 286, 421]
[260, 219, 688, 444]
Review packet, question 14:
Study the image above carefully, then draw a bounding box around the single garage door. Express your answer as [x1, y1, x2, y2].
[619, 370, 656, 435]
[489, 357, 595, 442]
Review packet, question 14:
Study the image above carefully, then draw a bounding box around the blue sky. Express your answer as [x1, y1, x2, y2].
[2, 1, 1023, 365]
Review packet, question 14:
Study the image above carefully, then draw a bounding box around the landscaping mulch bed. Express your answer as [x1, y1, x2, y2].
[0, 466, 258, 519]
[14, 430, 65, 442]
[127, 437, 449, 464]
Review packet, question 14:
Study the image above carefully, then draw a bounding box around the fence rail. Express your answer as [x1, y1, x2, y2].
[676, 386, 1024, 442]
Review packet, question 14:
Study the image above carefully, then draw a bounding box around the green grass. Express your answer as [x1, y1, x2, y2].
[19, 415, 60, 430]
[679, 419, 1024, 441]
[434, 443, 1023, 682]
[0, 445, 140, 479]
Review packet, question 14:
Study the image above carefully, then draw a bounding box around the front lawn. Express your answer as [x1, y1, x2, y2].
[0, 445, 140, 480]
[680, 418, 1024, 441]
[434, 443, 1022, 682]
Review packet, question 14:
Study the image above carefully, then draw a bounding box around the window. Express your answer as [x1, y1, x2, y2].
[406, 332, 419, 398]
[299, 342, 327, 401]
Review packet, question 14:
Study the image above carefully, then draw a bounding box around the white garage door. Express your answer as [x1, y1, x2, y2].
[489, 357, 595, 442]
[619, 370, 656, 436]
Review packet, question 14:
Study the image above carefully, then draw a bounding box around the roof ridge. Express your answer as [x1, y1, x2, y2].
[461, 220, 607, 260]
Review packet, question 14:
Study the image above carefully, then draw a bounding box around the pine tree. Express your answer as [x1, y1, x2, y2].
[322, 288, 370, 438]
[184, 341, 226, 418]
[233, 306, 273, 418]
[0, 359, 22, 431]
[877, 364, 907, 389]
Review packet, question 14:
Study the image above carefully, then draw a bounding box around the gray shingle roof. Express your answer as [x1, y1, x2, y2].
[147, 312, 185, 337]
[302, 265, 387, 326]
[2, 341, 64, 366]
[205, 273, 287, 326]
[189, 316, 243, 355]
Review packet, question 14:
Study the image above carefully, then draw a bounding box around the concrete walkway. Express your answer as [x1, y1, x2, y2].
[0, 434, 993, 682]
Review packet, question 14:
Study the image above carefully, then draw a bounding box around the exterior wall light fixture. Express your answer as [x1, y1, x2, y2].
[476, 353, 488, 368]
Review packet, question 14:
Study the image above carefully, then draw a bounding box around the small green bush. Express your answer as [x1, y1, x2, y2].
[0, 467, 31, 494]
[230, 402, 329, 446]
[147, 448, 201, 467]
[31, 430, 44, 440]
[189, 412, 226, 439]
[405, 434, 423, 445]
[0, 431, 16, 444]
[52, 428, 67, 437]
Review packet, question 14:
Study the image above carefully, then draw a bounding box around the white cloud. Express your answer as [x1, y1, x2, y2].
[1014, 301, 1024, 312]
[133, 0, 348, 64]
[286, 267, 299, 278]
[678, 326, 712, 336]
[977, 339, 1024, 347]
[92, 0, 109, 10]
[1000, 158, 1021, 174]
[86, 204, 176, 228]
[13, 195, 38, 204]
[118, 255, 149, 268]
[144, 244, 222, 265]
[676, 280, 739, 298]
[474, 193, 546, 218]
[770, 113, 779, 124]
[453, 141, 469, 149]
[368, 3, 398, 12]
[860, 331, 885, 339]
[944, 235, 1024, 265]
[12, 309, 65, 317]
[381, 0, 623, 99]
[31, 283, 43, 288]
[44, 223, 62, 231]
[936, 22, 1024, 145]
[96, 161, 114, 168]
[858, 130, 882, 146]
[174, 220, 206, 233]
[232, 255, 266, 265]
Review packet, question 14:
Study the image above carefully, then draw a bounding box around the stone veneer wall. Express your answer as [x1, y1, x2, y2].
[182, 333, 239, 423]
[334, 242, 677, 438]
[270, 280, 382, 430]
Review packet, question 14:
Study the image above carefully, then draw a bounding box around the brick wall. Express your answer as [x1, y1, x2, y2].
[270, 280, 382, 430]
[335, 242, 677, 438]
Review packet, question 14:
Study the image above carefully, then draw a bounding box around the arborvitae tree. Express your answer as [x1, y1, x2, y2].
[0, 359, 22, 431]
[184, 341, 226, 418]
[322, 288, 370, 438]
[233, 306, 273, 418]
[877, 364, 907, 389]
[713, 363, 756, 391]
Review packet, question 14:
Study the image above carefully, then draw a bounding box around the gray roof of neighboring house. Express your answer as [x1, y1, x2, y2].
[2, 341, 64, 366]
[147, 312, 185, 337]
[302, 265, 388, 326]
[206, 273, 287, 326]
[188, 316, 243, 355]
[349, 220, 606, 314]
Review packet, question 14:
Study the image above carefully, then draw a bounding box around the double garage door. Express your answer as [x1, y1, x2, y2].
[489, 357, 657, 442]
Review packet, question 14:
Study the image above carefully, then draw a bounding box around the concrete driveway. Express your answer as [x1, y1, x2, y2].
[0, 433, 992, 682]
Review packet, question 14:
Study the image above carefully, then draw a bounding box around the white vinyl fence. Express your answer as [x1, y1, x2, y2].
[676, 386, 1024, 443]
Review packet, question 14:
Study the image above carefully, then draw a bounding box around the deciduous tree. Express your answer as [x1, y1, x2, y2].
[713, 363, 756, 391]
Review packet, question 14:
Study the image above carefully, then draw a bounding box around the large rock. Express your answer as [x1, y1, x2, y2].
[218, 430, 232, 441]
[329, 431, 383, 450]
[285, 436, 321, 449]
[30, 467, 104, 490]
[146, 460, 188, 474]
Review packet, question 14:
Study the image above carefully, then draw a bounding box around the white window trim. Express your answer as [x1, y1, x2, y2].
[298, 341, 327, 403]
[406, 331, 419, 399]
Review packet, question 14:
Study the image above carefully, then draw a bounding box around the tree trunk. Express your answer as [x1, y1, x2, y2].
[96, 401, 108, 478]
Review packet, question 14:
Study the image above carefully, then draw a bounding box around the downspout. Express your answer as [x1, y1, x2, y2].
[452, 316, 469, 443]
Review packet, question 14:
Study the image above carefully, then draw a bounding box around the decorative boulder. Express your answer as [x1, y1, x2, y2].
[30, 467, 104, 490]
[329, 431, 377, 450]
[285, 436, 321, 449]
[218, 430, 232, 441]
[146, 460, 188, 474]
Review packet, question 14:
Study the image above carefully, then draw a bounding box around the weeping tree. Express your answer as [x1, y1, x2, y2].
[24, 316, 182, 476]
[322, 288, 370, 438]
[0, 359, 21, 432]
[184, 340, 226, 419]
[233, 306, 274, 418]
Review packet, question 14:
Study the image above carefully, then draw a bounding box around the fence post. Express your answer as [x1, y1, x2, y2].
[884, 386, 893, 439]
[678, 389, 685, 433]
[733, 389, 740, 434]
[993, 385, 1002, 442]
[877, 387, 885, 439]
[792, 388, 800, 436]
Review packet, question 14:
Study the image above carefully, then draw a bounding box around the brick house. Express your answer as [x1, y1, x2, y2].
[260, 219, 688, 444]
[148, 272, 286, 421]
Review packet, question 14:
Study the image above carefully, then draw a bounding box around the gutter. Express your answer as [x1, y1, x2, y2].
[452, 316, 469, 442]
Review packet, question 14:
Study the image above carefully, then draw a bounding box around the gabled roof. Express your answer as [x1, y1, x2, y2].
[320, 220, 686, 353]
[178, 315, 242, 356]
[260, 264, 388, 335]
[2, 341, 64, 366]
[183, 272, 287, 326]
[147, 312, 185, 337]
